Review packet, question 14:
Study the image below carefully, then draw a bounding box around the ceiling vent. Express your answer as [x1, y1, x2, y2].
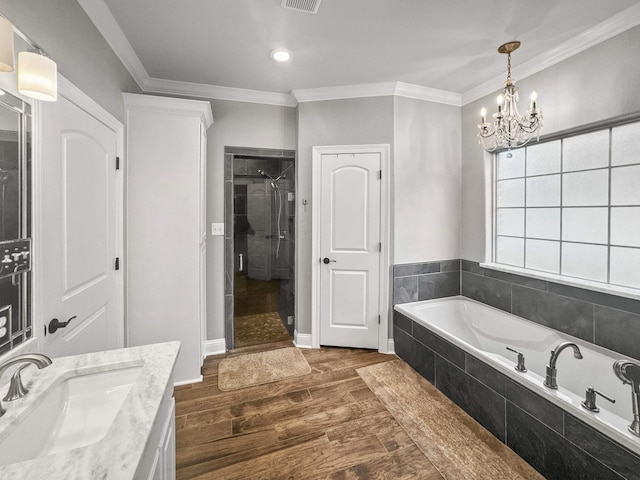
[281, 0, 322, 14]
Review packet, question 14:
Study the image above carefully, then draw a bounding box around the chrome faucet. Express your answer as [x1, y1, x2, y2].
[0, 353, 52, 416]
[613, 360, 640, 437]
[544, 341, 583, 389]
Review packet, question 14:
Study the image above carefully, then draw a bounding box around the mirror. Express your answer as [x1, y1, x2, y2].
[0, 89, 32, 355]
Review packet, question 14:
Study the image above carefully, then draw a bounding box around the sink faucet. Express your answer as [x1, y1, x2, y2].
[0, 353, 52, 416]
[544, 341, 583, 389]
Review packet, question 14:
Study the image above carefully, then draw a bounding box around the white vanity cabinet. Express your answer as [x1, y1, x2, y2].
[145, 398, 176, 480]
[123, 94, 213, 384]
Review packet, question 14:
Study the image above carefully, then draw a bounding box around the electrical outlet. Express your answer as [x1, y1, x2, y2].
[211, 223, 224, 236]
[287, 315, 294, 325]
[287, 192, 295, 201]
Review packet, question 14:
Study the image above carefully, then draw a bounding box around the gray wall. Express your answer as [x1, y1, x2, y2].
[206, 100, 297, 339]
[0, 0, 141, 121]
[296, 96, 395, 336]
[393, 96, 461, 264]
[461, 25, 640, 261]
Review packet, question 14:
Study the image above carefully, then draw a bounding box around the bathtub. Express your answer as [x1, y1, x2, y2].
[394, 296, 640, 456]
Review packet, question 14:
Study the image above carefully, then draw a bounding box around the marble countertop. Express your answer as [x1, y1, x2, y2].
[0, 341, 180, 479]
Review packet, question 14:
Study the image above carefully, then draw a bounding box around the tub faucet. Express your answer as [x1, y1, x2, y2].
[613, 360, 640, 437]
[544, 342, 583, 389]
[0, 353, 52, 417]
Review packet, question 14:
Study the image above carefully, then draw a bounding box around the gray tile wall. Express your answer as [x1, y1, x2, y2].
[393, 259, 461, 304]
[461, 260, 640, 361]
[394, 311, 640, 479]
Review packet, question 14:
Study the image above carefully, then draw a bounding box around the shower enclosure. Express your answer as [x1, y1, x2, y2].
[224, 148, 295, 350]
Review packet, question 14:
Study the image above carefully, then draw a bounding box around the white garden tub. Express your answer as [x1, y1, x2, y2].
[394, 296, 640, 455]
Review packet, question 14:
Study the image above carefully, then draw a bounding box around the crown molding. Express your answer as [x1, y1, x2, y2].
[76, 0, 150, 88]
[293, 81, 461, 106]
[461, 2, 640, 105]
[81, 0, 640, 109]
[293, 82, 397, 103]
[394, 82, 461, 107]
[123, 92, 214, 128]
[144, 77, 297, 107]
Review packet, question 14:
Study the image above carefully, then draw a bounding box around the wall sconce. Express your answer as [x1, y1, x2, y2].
[18, 51, 57, 101]
[0, 16, 14, 72]
[0, 12, 57, 101]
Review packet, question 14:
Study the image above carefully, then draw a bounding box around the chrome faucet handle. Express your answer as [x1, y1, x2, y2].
[506, 347, 527, 372]
[581, 386, 615, 413]
[3, 364, 30, 402]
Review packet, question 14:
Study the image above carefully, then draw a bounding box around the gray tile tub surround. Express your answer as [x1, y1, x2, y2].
[461, 260, 640, 362]
[393, 309, 640, 480]
[393, 259, 460, 304]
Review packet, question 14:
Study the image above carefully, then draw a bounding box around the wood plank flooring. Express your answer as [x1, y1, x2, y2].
[174, 343, 535, 479]
[175, 342, 442, 479]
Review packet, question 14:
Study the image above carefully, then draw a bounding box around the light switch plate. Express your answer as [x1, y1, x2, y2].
[211, 223, 225, 236]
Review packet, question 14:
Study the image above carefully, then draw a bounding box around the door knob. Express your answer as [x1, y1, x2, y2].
[322, 258, 336, 264]
[48, 315, 77, 334]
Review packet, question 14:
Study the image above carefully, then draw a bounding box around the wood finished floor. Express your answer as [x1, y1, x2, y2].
[174, 343, 538, 479]
[174, 342, 437, 479]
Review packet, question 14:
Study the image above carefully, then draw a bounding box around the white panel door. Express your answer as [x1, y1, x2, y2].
[320, 153, 381, 348]
[41, 95, 121, 357]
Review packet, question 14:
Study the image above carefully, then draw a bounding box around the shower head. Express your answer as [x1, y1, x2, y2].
[257, 170, 277, 189]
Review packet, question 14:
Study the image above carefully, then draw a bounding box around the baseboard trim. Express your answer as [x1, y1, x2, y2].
[174, 375, 203, 387]
[204, 338, 226, 357]
[293, 330, 313, 349]
[386, 339, 395, 354]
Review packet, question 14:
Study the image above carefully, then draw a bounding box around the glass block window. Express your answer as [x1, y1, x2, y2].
[494, 120, 640, 289]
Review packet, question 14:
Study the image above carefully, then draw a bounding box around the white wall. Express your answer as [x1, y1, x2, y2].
[206, 100, 297, 340]
[393, 96, 461, 264]
[296, 97, 395, 335]
[461, 25, 640, 262]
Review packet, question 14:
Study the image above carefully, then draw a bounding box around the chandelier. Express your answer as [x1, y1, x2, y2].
[478, 41, 542, 152]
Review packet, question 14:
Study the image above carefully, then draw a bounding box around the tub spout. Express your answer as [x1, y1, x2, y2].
[544, 342, 583, 389]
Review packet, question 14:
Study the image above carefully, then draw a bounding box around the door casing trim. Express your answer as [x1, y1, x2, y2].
[311, 144, 391, 352]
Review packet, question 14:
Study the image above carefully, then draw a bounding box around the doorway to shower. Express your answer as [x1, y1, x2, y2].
[224, 147, 296, 350]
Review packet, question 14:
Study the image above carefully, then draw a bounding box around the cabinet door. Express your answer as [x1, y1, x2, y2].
[146, 449, 161, 480]
[161, 400, 177, 480]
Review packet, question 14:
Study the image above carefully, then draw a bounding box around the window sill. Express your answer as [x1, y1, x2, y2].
[479, 262, 640, 302]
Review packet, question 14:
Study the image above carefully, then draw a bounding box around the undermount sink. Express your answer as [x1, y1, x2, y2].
[0, 365, 142, 466]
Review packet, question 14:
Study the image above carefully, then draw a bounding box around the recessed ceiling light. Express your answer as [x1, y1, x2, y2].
[270, 49, 292, 62]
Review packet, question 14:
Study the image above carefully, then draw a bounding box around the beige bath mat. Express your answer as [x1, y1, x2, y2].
[357, 360, 542, 480]
[218, 347, 311, 391]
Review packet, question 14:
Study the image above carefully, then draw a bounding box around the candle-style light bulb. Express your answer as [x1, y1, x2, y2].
[496, 94, 503, 114]
[530, 90, 538, 109]
[480, 107, 486, 124]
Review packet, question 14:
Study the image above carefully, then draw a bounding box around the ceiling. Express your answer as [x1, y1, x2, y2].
[91, 0, 640, 105]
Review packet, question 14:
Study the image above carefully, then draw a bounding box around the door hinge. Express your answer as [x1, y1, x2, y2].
[378, 170, 382, 180]
[378, 242, 382, 252]
[378, 315, 381, 325]
[115, 257, 120, 270]
[116, 156, 120, 170]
